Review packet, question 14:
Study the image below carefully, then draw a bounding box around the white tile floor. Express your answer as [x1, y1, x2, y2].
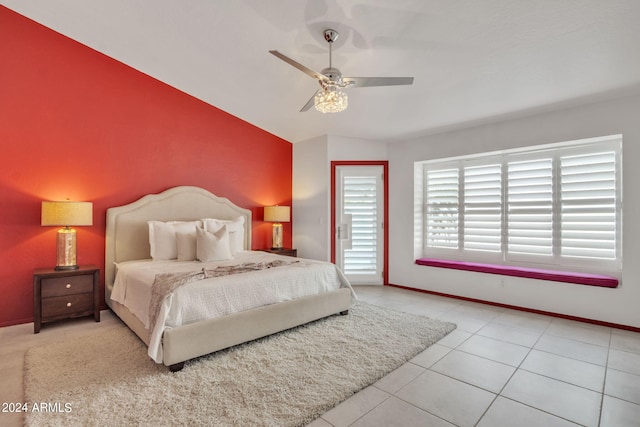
[310, 286, 640, 427]
[1, 285, 639, 426]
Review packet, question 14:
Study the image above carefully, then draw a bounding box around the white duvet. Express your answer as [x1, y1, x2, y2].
[111, 251, 354, 362]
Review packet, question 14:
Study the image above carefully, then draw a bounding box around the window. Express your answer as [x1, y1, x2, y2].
[464, 163, 502, 252]
[425, 168, 459, 249]
[507, 157, 554, 256]
[416, 135, 622, 275]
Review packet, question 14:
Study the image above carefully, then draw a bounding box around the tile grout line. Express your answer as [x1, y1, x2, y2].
[598, 329, 613, 427]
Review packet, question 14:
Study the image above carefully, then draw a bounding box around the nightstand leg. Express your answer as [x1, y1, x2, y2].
[93, 270, 100, 322]
[33, 275, 41, 334]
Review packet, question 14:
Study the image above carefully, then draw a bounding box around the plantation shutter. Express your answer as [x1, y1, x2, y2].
[420, 134, 621, 274]
[425, 168, 459, 249]
[560, 151, 617, 260]
[463, 164, 502, 252]
[342, 175, 378, 275]
[507, 158, 554, 256]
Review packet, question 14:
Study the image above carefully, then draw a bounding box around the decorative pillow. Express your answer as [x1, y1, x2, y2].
[148, 220, 201, 260]
[202, 216, 246, 255]
[196, 225, 232, 262]
[176, 231, 197, 261]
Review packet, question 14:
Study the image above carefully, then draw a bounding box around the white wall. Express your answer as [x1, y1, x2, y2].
[389, 93, 640, 328]
[292, 135, 329, 261]
[327, 135, 388, 160]
[293, 135, 387, 261]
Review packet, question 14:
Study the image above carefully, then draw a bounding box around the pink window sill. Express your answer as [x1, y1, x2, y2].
[415, 258, 618, 288]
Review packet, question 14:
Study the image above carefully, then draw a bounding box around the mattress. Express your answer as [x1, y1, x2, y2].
[111, 251, 354, 362]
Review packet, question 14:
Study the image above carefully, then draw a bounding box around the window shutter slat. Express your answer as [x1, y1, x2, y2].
[560, 151, 617, 260]
[507, 158, 553, 256]
[464, 164, 501, 252]
[426, 168, 459, 249]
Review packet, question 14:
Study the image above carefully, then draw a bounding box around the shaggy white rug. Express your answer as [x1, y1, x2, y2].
[24, 302, 455, 427]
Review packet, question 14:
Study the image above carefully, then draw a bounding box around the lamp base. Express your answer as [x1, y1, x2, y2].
[271, 223, 283, 249]
[55, 227, 78, 270]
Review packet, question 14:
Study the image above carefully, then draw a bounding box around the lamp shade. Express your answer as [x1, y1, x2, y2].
[264, 205, 290, 223]
[41, 201, 93, 226]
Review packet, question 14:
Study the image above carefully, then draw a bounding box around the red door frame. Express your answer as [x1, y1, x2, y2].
[330, 161, 389, 285]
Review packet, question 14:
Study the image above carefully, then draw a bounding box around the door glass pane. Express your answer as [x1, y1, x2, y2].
[342, 175, 378, 276]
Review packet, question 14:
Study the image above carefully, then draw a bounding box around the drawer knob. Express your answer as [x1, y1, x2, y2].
[66, 284, 71, 289]
[66, 302, 72, 308]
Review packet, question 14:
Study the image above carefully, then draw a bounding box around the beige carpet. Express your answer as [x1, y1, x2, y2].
[24, 302, 455, 427]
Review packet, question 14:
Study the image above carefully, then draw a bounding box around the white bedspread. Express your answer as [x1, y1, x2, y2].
[111, 251, 354, 362]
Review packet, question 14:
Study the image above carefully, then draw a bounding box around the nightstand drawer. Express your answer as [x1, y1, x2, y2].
[41, 293, 94, 318]
[41, 275, 93, 297]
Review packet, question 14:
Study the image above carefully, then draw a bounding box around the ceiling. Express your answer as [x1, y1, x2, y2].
[3, 0, 640, 143]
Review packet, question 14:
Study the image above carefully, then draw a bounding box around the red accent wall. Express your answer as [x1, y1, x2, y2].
[0, 7, 292, 327]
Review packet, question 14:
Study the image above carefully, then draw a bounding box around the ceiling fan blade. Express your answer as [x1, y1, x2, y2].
[343, 76, 414, 88]
[300, 90, 320, 112]
[269, 50, 328, 82]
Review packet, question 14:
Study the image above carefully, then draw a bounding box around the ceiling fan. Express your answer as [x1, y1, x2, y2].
[269, 29, 414, 113]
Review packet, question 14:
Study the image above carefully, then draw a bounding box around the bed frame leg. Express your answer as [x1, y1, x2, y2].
[169, 362, 185, 372]
[340, 310, 349, 315]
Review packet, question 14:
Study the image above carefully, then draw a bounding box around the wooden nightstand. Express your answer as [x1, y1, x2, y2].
[33, 265, 100, 333]
[261, 248, 297, 257]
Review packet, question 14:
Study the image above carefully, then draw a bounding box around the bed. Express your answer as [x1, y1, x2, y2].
[105, 186, 354, 371]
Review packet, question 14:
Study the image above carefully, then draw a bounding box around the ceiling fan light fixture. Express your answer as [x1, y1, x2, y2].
[270, 28, 413, 113]
[314, 87, 348, 113]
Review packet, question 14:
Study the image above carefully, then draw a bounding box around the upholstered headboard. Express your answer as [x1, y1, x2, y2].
[104, 186, 252, 305]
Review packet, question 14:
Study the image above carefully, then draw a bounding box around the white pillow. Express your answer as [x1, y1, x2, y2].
[148, 220, 201, 260]
[176, 231, 197, 261]
[196, 225, 232, 262]
[202, 216, 246, 255]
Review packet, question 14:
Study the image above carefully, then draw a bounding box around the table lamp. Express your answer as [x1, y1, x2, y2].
[41, 200, 93, 270]
[264, 205, 290, 249]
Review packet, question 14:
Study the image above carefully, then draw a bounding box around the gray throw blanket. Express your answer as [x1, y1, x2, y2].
[148, 259, 299, 339]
